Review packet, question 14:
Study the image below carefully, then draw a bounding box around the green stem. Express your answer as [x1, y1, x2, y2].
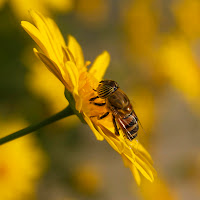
[0, 106, 74, 145]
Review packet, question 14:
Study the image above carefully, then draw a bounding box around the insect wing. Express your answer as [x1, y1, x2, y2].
[116, 114, 138, 141]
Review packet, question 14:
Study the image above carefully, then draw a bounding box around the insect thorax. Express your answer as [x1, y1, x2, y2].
[107, 89, 130, 110]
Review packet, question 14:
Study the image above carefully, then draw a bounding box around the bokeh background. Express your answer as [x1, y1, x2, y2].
[0, 0, 200, 199]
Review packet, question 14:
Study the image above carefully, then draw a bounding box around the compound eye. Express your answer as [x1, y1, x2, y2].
[115, 82, 119, 88]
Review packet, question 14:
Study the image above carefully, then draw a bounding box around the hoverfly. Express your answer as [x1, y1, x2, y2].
[89, 80, 139, 141]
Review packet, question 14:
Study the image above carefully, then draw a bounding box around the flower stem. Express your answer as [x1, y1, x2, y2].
[0, 106, 74, 145]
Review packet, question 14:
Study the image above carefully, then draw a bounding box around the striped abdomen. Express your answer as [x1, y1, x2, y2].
[117, 111, 139, 141]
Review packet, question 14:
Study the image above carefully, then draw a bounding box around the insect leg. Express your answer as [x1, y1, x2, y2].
[90, 112, 109, 119]
[98, 112, 110, 119]
[89, 95, 105, 106]
[89, 96, 99, 102]
[93, 102, 106, 106]
[112, 115, 120, 135]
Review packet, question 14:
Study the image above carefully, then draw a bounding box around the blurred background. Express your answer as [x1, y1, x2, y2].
[0, 0, 200, 199]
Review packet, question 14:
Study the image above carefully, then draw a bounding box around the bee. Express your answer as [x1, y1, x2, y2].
[89, 80, 139, 141]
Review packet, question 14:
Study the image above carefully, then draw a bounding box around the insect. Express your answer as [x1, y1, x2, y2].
[89, 80, 139, 141]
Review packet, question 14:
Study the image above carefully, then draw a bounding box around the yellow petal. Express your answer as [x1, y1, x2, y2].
[137, 142, 154, 165]
[122, 154, 141, 185]
[84, 115, 104, 141]
[135, 155, 154, 182]
[21, 21, 48, 55]
[34, 50, 66, 85]
[98, 124, 138, 162]
[62, 47, 72, 63]
[136, 151, 157, 177]
[131, 165, 141, 185]
[64, 61, 79, 94]
[50, 20, 66, 47]
[126, 139, 153, 165]
[74, 93, 82, 112]
[29, 10, 65, 66]
[45, 17, 66, 57]
[29, 10, 55, 55]
[121, 147, 136, 164]
[89, 51, 110, 81]
[98, 125, 125, 153]
[121, 153, 130, 167]
[68, 35, 84, 68]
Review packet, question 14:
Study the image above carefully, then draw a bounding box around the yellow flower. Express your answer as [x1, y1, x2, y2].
[0, 118, 46, 200]
[21, 10, 156, 184]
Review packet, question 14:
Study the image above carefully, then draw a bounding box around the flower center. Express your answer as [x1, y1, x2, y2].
[79, 72, 113, 128]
